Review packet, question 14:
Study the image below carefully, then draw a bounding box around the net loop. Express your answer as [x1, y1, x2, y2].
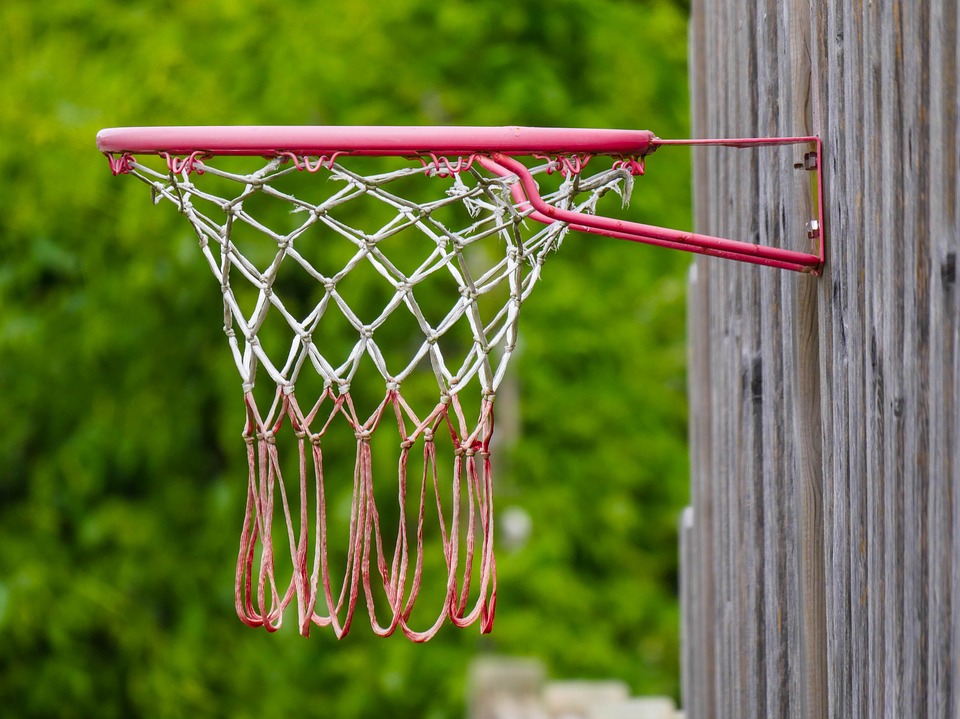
[417, 153, 477, 178]
[533, 153, 594, 176]
[278, 151, 343, 172]
[160, 151, 209, 175]
[612, 156, 646, 176]
[106, 152, 136, 176]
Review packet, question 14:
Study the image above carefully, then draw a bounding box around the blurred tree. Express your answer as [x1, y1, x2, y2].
[0, 0, 691, 716]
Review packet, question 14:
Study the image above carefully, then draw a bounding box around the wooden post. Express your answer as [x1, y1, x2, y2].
[681, 1, 959, 718]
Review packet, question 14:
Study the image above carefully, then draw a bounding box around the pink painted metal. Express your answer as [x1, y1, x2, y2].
[96, 125, 658, 157]
[97, 126, 825, 274]
[477, 150, 821, 273]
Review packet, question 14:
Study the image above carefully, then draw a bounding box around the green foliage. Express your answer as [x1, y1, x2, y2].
[0, 0, 691, 716]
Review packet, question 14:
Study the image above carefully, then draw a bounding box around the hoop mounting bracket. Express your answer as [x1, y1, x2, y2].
[646, 136, 825, 274]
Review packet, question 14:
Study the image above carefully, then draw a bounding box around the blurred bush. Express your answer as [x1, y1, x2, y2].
[0, 1, 691, 716]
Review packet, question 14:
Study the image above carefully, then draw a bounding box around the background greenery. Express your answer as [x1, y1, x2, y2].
[0, 0, 692, 716]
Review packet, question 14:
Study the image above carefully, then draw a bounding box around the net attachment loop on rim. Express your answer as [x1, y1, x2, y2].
[98, 125, 825, 640]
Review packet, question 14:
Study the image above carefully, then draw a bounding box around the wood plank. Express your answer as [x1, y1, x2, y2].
[733, 5, 764, 718]
[783, 2, 828, 717]
[816, 3, 850, 716]
[858, 3, 889, 718]
[679, 504, 697, 719]
[898, 3, 932, 717]
[837, 6, 871, 718]
[714, 2, 742, 716]
[756, 6, 789, 718]
[686, 260, 714, 719]
[683, 5, 710, 717]
[951, 12, 960, 718]
[927, 5, 960, 718]
[681, 3, 959, 719]
[876, 2, 909, 715]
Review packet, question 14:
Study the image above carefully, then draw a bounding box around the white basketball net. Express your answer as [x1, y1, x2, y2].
[119, 152, 634, 640]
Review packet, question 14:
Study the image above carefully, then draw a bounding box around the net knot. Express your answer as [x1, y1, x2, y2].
[423, 428, 434, 442]
[356, 429, 372, 443]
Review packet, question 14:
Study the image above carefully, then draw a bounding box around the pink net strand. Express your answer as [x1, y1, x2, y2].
[235, 388, 497, 641]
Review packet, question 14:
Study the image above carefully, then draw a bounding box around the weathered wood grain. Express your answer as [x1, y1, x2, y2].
[681, 1, 960, 718]
[927, 4, 959, 719]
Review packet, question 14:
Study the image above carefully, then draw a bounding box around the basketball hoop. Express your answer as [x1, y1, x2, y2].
[97, 125, 824, 640]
